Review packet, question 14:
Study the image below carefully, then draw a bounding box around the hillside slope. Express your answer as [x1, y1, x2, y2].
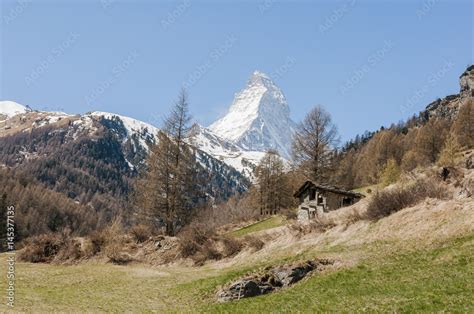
[2, 161, 472, 312]
[0, 109, 250, 234]
[2, 194, 472, 312]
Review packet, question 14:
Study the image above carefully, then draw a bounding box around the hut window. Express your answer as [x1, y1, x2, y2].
[342, 197, 352, 206]
[317, 194, 324, 205]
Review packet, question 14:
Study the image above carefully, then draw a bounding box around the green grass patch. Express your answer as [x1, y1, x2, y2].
[200, 235, 474, 312]
[229, 215, 285, 237]
[1, 234, 472, 312]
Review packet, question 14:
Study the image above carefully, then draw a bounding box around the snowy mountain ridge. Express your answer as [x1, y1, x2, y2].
[0, 102, 267, 180]
[209, 71, 296, 159]
[1, 70, 294, 179]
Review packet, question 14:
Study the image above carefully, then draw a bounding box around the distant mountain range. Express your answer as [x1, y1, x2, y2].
[0, 71, 298, 220]
[0, 71, 296, 182]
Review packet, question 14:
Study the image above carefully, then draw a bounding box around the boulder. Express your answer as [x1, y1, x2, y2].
[217, 279, 270, 302]
[217, 259, 333, 302]
[271, 261, 316, 286]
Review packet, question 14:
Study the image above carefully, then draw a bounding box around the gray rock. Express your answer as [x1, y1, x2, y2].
[272, 261, 316, 286]
[217, 279, 265, 302]
[217, 260, 331, 302]
[460, 65, 474, 98]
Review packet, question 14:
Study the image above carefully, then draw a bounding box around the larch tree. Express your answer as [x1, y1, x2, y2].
[414, 119, 450, 163]
[452, 99, 474, 149]
[292, 105, 339, 184]
[380, 158, 401, 187]
[137, 89, 199, 236]
[437, 134, 462, 167]
[255, 150, 290, 215]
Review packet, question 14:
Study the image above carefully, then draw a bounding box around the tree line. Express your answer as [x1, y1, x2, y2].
[135, 90, 472, 235]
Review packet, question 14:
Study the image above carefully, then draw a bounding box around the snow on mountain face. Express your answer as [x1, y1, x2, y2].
[0, 101, 30, 119]
[209, 71, 296, 159]
[90, 111, 160, 137]
[189, 124, 266, 179]
[0, 98, 276, 180]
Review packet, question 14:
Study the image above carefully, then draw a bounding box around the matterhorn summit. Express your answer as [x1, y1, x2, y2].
[209, 71, 295, 159]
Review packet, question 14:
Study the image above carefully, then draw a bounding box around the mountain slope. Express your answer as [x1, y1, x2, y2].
[190, 124, 266, 179]
[0, 109, 250, 232]
[209, 71, 296, 159]
[0, 100, 31, 119]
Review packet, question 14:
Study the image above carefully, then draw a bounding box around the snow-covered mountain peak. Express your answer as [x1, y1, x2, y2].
[209, 71, 295, 159]
[248, 70, 272, 86]
[0, 101, 31, 118]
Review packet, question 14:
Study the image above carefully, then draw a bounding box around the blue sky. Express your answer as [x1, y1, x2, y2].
[1, 0, 472, 142]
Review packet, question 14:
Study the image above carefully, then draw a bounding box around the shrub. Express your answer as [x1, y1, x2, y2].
[179, 239, 201, 258]
[18, 233, 84, 263]
[105, 243, 133, 265]
[366, 178, 449, 220]
[129, 224, 152, 243]
[281, 208, 298, 221]
[54, 239, 83, 262]
[89, 230, 106, 254]
[220, 236, 243, 258]
[178, 225, 249, 264]
[177, 224, 215, 259]
[243, 235, 265, 251]
[18, 233, 63, 263]
[191, 246, 222, 266]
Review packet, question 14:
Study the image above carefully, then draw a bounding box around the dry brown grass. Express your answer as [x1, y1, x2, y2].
[243, 235, 265, 251]
[281, 208, 298, 221]
[176, 224, 269, 265]
[366, 178, 449, 220]
[289, 216, 337, 237]
[129, 224, 152, 243]
[105, 243, 133, 265]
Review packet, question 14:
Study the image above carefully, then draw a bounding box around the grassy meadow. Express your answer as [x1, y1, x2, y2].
[1, 232, 472, 313]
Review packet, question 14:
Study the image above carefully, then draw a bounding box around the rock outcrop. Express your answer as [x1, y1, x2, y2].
[423, 65, 473, 120]
[217, 259, 333, 302]
[460, 65, 474, 98]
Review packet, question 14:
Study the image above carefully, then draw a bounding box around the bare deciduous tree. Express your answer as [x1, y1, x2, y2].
[255, 150, 290, 215]
[292, 105, 339, 183]
[137, 90, 199, 235]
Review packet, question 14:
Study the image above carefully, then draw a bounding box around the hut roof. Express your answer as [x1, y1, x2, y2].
[293, 181, 365, 199]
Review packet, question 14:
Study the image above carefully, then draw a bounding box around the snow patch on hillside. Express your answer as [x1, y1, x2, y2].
[90, 111, 160, 136]
[190, 124, 267, 179]
[0, 101, 30, 119]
